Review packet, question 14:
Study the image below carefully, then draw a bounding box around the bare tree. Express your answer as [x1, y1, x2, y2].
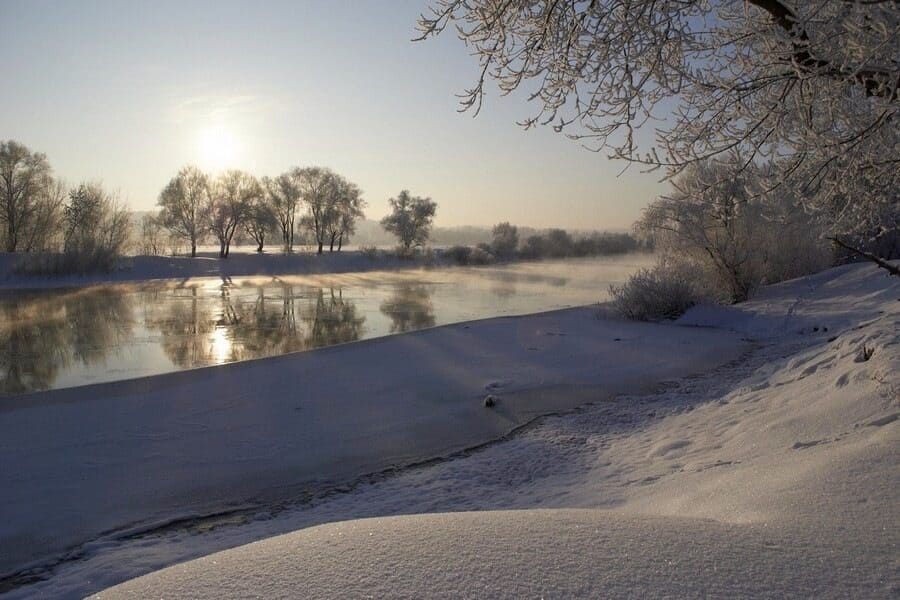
[380, 190, 437, 251]
[139, 213, 167, 256]
[417, 2, 900, 269]
[21, 177, 66, 252]
[263, 172, 304, 252]
[296, 167, 338, 255]
[0, 140, 54, 252]
[208, 170, 260, 258]
[63, 182, 132, 271]
[244, 192, 278, 253]
[158, 165, 210, 257]
[327, 177, 365, 252]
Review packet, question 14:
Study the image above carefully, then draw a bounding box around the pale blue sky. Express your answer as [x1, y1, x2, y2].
[0, 0, 665, 229]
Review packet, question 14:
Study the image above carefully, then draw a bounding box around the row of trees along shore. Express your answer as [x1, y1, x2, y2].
[0, 142, 445, 266]
[158, 166, 367, 257]
[0, 140, 641, 272]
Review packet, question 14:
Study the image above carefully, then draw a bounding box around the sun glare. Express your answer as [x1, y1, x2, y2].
[197, 125, 240, 171]
[209, 325, 233, 364]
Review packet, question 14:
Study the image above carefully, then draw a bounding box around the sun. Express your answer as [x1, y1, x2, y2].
[197, 125, 240, 171]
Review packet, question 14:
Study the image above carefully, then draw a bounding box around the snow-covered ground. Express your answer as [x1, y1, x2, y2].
[2, 262, 896, 598]
[0, 301, 745, 592]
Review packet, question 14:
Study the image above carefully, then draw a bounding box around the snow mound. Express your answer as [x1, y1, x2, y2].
[97, 509, 895, 599]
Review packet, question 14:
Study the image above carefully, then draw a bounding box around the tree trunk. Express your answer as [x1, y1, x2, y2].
[6, 220, 16, 252]
[317, 241, 323, 255]
[329, 232, 336, 252]
[219, 240, 226, 258]
[337, 232, 343, 251]
[257, 235, 264, 253]
[191, 241, 197, 258]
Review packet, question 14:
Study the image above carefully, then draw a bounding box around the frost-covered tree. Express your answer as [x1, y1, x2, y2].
[63, 182, 132, 270]
[296, 167, 338, 255]
[0, 140, 57, 252]
[491, 222, 519, 257]
[208, 170, 260, 258]
[296, 167, 365, 254]
[244, 193, 278, 253]
[380, 190, 438, 251]
[139, 213, 167, 256]
[327, 177, 365, 252]
[417, 1, 900, 271]
[158, 165, 210, 257]
[638, 160, 829, 301]
[263, 172, 304, 252]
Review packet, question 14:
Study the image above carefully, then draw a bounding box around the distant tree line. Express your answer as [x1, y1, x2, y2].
[443, 222, 644, 265]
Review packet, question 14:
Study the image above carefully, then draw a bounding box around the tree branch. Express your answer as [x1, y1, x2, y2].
[828, 236, 900, 276]
[746, 0, 899, 101]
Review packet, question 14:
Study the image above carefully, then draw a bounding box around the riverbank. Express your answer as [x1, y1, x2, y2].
[0, 250, 655, 291]
[87, 262, 899, 599]
[0, 304, 747, 590]
[0, 250, 427, 290]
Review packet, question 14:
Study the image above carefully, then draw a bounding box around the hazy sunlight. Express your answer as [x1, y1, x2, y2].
[197, 125, 240, 171]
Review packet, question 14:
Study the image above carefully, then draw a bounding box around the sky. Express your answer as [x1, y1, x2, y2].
[0, 0, 667, 230]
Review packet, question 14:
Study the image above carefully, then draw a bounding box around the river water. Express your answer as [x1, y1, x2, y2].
[0, 255, 653, 394]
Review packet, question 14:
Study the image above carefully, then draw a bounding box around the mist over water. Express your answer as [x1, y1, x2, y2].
[0, 255, 653, 395]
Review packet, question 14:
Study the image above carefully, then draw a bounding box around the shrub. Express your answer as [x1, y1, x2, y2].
[391, 245, 418, 260]
[14, 250, 128, 276]
[519, 235, 546, 259]
[609, 259, 704, 321]
[444, 244, 473, 265]
[360, 245, 379, 260]
[468, 246, 495, 265]
[16, 183, 132, 276]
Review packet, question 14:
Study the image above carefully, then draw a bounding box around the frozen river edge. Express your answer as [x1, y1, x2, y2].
[0, 304, 747, 587]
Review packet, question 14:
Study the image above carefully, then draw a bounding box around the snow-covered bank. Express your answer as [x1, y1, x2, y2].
[0, 306, 746, 585]
[93, 263, 899, 599]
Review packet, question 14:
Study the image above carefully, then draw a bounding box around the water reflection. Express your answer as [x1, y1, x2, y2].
[0, 289, 134, 394]
[142, 283, 366, 369]
[0, 257, 653, 394]
[380, 284, 436, 333]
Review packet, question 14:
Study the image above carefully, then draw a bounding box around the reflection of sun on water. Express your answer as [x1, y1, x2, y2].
[210, 326, 232, 364]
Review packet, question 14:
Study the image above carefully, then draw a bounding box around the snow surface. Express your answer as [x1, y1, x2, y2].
[3, 262, 897, 598]
[0, 304, 745, 586]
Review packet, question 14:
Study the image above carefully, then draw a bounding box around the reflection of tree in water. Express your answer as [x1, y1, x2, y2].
[226, 286, 306, 358]
[220, 284, 364, 356]
[142, 286, 218, 368]
[0, 289, 134, 394]
[302, 288, 365, 348]
[490, 277, 516, 299]
[146, 283, 366, 367]
[380, 284, 436, 333]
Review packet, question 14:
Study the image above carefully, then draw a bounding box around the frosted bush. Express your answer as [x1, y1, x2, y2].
[468, 247, 494, 265]
[610, 260, 704, 321]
